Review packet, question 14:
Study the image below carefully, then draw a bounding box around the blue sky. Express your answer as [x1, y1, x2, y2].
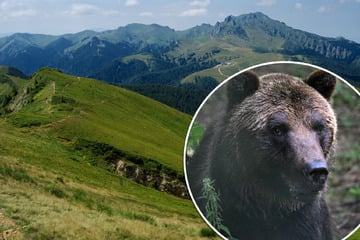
[0, 0, 359, 42]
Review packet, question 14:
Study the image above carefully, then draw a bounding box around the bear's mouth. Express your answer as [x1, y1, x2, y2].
[282, 173, 327, 201]
[287, 185, 323, 203]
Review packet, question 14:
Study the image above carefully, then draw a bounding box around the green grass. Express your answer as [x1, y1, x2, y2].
[0, 165, 36, 184]
[0, 113, 208, 239]
[0, 68, 216, 239]
[6, 67, 191, 173]
[200, 228, 217, 237]
[186, 122, 205, 156]
[180, 45, 292, 84]
[346, 227, 360, 240]
[0, 68, 28, 115]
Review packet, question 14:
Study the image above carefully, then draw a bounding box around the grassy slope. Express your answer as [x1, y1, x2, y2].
[178, 36, 314, 84]
[0, 123, 208, 239]
[0, 68, 214, 239]
[10, 68, 190, 173]
[0, 66, 27, 96]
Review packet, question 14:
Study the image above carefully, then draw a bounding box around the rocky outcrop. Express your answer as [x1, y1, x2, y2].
[74, 139, 190, 199]
[283, 36, 357, 61]
[211, 15, 248, 39]
[115, 160, 189, 199]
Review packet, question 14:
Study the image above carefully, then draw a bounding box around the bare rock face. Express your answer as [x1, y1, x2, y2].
[115, 160, 189, 199]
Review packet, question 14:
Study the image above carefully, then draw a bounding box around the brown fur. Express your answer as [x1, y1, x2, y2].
[188, 70, 338, 240]
[230, 72, 336, 138]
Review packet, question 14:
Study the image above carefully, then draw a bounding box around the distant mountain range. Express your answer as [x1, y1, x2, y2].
[1, 12, 359, 113]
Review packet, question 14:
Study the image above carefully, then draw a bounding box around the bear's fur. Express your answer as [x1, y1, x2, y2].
[187, 70, 337, 240]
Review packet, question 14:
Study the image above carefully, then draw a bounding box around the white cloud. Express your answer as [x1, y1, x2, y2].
[140, 11, 153, 17]
[189, 0, 210, 7]
[256, 0, 277, 6]
[102, 9, 121, 16]
[11, 9, 37, 17]
[339, 0, 360, 3]
[0, 1, 24, 11]
[0, 1, 37, 17]
[65, 3, 121, 17]
[68, 3, 99, 16]
[0, 1, 9, 11]
[180, 8, 207, 17]
[295, 2, 303, 10]
[125, 0, 139, 7]
[318, 5, 330, 13]
[180, 0, 210, 17]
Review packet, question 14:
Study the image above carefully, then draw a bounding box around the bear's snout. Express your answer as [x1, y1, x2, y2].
[303, 161, 328, 189]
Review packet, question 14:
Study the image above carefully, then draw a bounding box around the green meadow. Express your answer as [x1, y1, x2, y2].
[0, 67, 217, 239]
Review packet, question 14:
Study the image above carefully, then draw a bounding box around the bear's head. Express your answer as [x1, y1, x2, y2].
[225, 70, 337, 207]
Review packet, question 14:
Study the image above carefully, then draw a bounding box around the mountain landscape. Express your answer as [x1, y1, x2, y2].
[0, 67, 359, 239]
[0, 66, 220, 239]
[0, 11, 360, 239]
[1, 12, 360, 114]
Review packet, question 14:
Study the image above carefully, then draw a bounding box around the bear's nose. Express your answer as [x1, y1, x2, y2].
[304, 161, 329, 185]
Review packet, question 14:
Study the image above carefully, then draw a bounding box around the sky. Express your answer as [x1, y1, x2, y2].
[0, 0, 359, 43]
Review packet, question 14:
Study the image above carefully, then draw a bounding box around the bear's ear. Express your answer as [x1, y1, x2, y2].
[227, 70, 259, 107]
[305, 70, 337, 101]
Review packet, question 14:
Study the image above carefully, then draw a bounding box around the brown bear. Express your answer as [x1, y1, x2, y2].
[187, 70, 338, 240]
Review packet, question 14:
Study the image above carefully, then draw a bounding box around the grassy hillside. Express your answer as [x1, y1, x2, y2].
[0, 68, 215, 239]
[0, 120, 209, 239]
[179, 39, 310, 84]
[0, 66, 28, 115]
[7, 67, 190, 173]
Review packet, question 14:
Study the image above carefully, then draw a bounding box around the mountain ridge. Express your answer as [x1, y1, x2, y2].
[1, 12, 359, 72]
[0, 12, 359, 114]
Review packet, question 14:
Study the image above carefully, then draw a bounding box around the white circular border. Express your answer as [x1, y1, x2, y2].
[183, 60, 360, 240]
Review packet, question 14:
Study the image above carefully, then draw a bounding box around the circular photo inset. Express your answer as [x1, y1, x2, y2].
[184, 61, 360, 240]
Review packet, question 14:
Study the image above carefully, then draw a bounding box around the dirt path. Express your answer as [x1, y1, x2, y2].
[217, 65, 228, 78]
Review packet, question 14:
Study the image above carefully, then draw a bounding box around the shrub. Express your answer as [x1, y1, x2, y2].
[199, 228, 216, 237]
[0, 166, 36, 184]
[46, 186, 66, 198]
[201, 178, 232, 238]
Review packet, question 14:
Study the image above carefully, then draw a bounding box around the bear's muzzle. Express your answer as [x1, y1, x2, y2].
[303, 161, 329, 191]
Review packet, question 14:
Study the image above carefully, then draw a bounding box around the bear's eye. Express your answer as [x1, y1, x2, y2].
[268, 113, 289, 137]
[271, 125, 288, 136]
[311, 111, 328, 135]
[313, 122, 326, 133]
